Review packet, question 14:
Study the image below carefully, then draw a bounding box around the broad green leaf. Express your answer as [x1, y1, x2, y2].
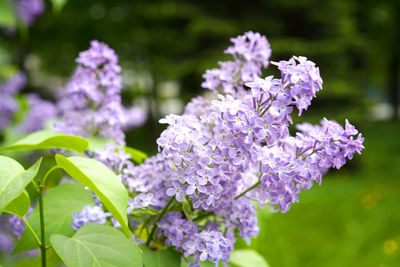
[13, 183, 93, 254]
[182, 197, 192, 221]
[55, 155, 130, 237]
[124, 146, 148, 164]
[51, 0, 68, 13]
[141, 245, 181, 267]
[0, 0, 16, 28]
[51, 223, 143, 267]
[229, 249, 269, 267]
[87, 136, 116, 151]
[130, 207, 158, 217]
[0, 130, 89, 153]
[0, 156, 41, 212]
[3, 190, 30, 217]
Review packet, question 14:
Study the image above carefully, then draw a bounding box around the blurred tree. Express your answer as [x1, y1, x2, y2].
[359, 0, 400, 119]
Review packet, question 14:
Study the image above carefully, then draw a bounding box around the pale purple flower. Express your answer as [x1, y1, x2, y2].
[72, 205, 111, 230]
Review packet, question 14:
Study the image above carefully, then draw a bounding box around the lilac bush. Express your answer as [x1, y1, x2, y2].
[15, 0, 45, 26]
[0, 32, 364, 267]
[0, 72, 26, 131]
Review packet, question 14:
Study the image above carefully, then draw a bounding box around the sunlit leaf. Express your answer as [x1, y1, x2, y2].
[51, 223, 143, 267]
[0, 156, 41, 212]
[0, 130, 89, 153]
[3, 190, 30, 218]
[229, 249, 269, 267]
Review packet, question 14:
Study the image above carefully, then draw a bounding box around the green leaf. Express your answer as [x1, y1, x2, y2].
[141, 245, 181, 267]
[3, 190, 30, 217]
[130, 207, 158, 217]
[124, 146, 148, 164]
[87, 136, 116, 151]
[0, 130, 89, 153]
[0, 156, 41, 212]
[0, 0, 16, 28]
[182, 197, 192, 221]
[229, 249, 269, 267]
[13, 183, 93, 254]
[51, 223, 143, 267]
[50, 0, 68, 13]
[55, 155, 130, 238]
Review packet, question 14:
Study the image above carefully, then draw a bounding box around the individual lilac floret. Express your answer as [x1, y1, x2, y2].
[16, 94, 58, 133]
[72, 205, 111, 230]
[0, 72, 26, 130]
[202, 31, 271, 95]
[16, 0, 45, 26]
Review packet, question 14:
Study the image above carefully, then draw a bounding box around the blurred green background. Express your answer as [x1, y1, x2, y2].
[1, 0, 399, 266]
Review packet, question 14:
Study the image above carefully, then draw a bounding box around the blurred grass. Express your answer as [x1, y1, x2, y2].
[236, 120, 400, 267]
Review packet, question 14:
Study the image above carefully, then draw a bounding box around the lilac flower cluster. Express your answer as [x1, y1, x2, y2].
[54, 40, 127, 144]
[122, 32, 364, 266]
[202, 31, 271, 95]
[54, 40, 146, 144]
[71, 205, 111, 231]
[0, 72, 26, 131]
[16, 94, 58, 133]
[15, 0, 45, 26]
[158, 212, 235, 265]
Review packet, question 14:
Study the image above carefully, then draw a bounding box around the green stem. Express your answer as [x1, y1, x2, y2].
[31, 180, 40, 193]
[38, 181, 46, 267]
[146, 196, 175, 246]
[235, 180, 262, 200]
[21, 217, 41, 247]
[42, 165, 61, 187]
[193, 211, 214, 222]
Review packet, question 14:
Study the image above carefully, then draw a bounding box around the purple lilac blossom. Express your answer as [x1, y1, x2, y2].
[54, 40, 126, 144]
[16, 0, 45, 26]
[16, 94, 58, 133]
[72, 205, 111, 230]
[202, 31, 271, 95]
[124, 32, 364, 265]
[0, 72, 26, 131]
